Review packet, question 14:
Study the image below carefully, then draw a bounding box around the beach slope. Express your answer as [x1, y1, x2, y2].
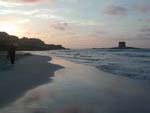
[0, 55, 62, 108]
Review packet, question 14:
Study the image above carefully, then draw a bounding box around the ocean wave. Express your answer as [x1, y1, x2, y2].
[50, 49, 150, 80]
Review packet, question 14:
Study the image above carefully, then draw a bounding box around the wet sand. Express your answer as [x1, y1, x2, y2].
[0, 56, 150, 113]
[0, 55, 62, 108]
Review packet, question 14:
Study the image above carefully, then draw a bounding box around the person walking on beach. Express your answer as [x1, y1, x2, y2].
[7, 44, 16, 64]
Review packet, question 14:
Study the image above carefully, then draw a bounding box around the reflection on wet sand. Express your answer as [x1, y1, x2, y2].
[0, 57, 150, 113]
[0, 55, 62, 108]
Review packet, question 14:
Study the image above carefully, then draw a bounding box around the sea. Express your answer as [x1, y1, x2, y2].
[47, 48, 150, 80]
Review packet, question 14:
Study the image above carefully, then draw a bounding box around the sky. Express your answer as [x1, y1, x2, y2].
[0, 0, 149, 48]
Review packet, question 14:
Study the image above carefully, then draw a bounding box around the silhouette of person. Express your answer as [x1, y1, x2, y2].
[7, 44, 16, 64]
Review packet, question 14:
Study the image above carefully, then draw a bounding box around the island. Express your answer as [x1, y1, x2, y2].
[92, 41, 141, 50]
[111, 41, 140, 49]
[0, 32, 65, 51]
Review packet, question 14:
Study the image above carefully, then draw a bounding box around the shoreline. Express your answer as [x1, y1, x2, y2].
[0, 56, 149, 113]
[48, 57, 150, 113]
[0, 54, 63, 108]
[0, 54, 150, 113]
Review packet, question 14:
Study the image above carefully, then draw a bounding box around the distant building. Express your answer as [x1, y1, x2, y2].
[118, 42, 126, 48]
[109, 41, 139, 49]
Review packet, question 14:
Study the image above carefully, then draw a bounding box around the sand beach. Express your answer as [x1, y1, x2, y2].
[0, 54, 150, 113]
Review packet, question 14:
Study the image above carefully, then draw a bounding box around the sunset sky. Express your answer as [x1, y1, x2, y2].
[0, 0, 149, 48]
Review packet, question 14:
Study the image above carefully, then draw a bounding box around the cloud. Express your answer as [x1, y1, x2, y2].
[0, 0, 43, 3]
[33, 9, 63, 20]
[135, 2, 150, 14]
[17, 18, 30, 24]
[0, 8, 63, 21]
[23, 0, 42, 2]
[50, 21, 69, 31]
[103, 5, 127, 16]
[0, 0, 46, 7]
[136, 27, 150, 40]
[0, 15, 31, 25]
[0, 9, 39, 15]
[145, 19, 150, 22]
[140, 28, 150, 32]
[136, 33, 150, 40]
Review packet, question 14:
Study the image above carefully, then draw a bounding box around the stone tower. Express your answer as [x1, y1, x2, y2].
[118, 42, 126, 48]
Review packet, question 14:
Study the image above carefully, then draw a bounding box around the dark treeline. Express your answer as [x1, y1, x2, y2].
[0, 32, 65, 51]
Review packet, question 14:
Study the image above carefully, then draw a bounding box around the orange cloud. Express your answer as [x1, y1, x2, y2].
[0, 0, 44, 3]
[22, 0, 42, 3]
